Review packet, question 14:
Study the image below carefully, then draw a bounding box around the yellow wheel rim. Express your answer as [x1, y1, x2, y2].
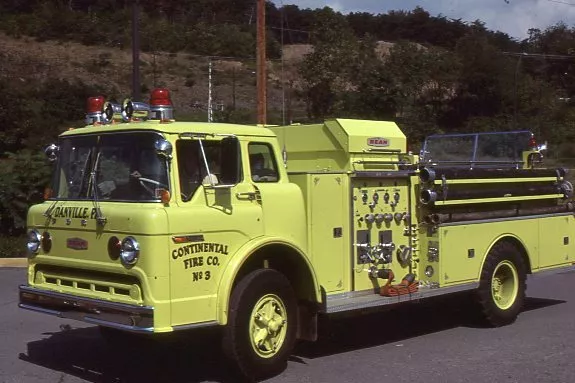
[249, 294, 288, 358]
[491, 260, 519, 310]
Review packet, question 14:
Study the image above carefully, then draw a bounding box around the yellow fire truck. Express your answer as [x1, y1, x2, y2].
[19, 88, 575, 379]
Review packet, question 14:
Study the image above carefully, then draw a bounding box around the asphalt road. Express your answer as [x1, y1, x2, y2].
[2, 267, 575, 383]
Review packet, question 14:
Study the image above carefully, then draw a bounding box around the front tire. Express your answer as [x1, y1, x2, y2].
[223, 269, 297, 380]
[476, 242, 526, 327]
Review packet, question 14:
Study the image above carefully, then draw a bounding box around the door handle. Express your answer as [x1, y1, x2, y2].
[236, 191, 260, 201]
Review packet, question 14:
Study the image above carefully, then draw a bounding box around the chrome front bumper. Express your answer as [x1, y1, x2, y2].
[19, 285, 154, 333]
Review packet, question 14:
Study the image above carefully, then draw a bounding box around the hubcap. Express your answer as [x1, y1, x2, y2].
[249, 294, 288, 358]
[491, 260, 519, 310]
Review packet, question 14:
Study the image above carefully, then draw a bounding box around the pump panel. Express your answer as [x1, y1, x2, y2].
[352, 176, 412, 291]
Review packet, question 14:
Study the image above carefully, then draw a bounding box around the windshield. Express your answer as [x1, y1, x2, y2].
[53, 132, 170, 201]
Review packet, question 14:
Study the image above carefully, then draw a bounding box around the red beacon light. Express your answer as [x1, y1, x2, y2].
[528, 135, 537, 150]
[149, 88, 174, 122]
[85, 96, 106, 125]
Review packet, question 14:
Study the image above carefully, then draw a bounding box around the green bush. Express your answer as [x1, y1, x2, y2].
[0, 151, 51, 234]
[0, 236, 26, 258]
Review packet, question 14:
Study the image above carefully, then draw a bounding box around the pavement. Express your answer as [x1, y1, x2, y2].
[2, 267, 575, 383]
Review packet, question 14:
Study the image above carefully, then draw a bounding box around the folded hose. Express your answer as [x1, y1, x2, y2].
[380, 272, 418, 297]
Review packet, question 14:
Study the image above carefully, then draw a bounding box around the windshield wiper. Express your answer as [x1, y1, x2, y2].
[43, 200, 58, 220]
[90, 151, 107, 226]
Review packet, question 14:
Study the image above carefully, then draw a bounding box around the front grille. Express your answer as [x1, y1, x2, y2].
[34, 265, 143, 304]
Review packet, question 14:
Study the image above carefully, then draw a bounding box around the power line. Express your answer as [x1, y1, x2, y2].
[546, 0, 575, 5]
[502, 52, 575, 60]
[269, 26, 311, 35]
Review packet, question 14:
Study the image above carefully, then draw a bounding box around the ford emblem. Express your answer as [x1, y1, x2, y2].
[67, 238, 88, 250]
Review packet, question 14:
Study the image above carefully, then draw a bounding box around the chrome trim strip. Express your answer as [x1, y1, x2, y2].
[325, 282, 478, 314]
[287, 171, 351, 175]
[19, 303, 63, 317]
[84, 317, 154, 333]
[19, 285, 154, 333]
[19, 285, 153, 314]
[353, 171, 414, 178]
[439, 212, 573, 227]
[172, 320, 219, 331]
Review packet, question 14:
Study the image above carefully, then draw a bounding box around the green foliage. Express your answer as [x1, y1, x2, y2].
[0, 151, 51, 234]
[0, 1, 276, 59]
[0, 77, 105, 153]
[299, 8, 358, 119]
[0, 235, 25, 258]
[298, 14, 575, 146]
[0, 76, 106, 242]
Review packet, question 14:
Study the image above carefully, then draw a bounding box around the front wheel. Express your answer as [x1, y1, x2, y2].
[222, 269, 297, 380]
[476, 242, 526, 327]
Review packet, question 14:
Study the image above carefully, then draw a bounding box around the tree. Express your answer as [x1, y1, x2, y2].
[440, 32, 508, 131]
[299, 7, 357, 120]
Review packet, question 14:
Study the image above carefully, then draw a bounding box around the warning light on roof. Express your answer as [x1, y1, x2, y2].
[149, 88, 174, 122]
[86, 96, 105, 114]
[85, 96, 106, 125]
[150, 88, 172, 107]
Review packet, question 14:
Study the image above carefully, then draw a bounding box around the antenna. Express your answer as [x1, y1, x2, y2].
[208, 58, 213, 123]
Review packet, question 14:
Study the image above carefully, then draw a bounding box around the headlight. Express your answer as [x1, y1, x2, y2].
[120, 236, 140, 266]
[26, 230, 42, 256]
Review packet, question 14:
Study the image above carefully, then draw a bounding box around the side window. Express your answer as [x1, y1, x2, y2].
[177, 138, 242, 201]
[177, 141, 203, 201]
[248, 143, 279, 183]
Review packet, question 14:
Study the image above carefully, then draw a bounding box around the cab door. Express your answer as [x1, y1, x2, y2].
[169, 136, 264, 326]
[245, 141, 307, 247]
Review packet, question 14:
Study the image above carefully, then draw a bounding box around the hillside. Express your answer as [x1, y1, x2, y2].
[0, 32, 309, 123]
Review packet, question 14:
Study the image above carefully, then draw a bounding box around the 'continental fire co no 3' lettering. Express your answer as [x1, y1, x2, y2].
[172, 242, 228, 282]
[172, 242, 229, 260]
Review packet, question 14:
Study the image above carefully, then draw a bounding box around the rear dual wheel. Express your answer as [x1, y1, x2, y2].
[476, 242, 526, 327]
[223, 269, 297, 381]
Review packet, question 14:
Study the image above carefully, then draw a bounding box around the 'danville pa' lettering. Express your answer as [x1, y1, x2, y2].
[51, 206, 98, 219]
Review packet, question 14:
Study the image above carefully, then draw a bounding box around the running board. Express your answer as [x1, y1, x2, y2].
[325, 264, 575, 314]
[325, 283, 478, 314]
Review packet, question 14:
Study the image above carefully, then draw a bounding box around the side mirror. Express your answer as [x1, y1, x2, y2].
[537, 142, 548, 152]
[154, 139, 173, 160]
[44, 144, 59, 162]
[219, 136, 241, 185]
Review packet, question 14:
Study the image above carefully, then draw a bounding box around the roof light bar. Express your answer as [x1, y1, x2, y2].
[84, 89, 175, 126]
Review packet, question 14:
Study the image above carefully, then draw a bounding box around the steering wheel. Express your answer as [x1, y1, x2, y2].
[253, 169, 278, 182]
[139, 177, 167, 195]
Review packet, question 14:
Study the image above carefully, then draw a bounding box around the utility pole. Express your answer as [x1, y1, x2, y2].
[131, 0, 141, 101]
[513, 55, 523, 130]
[280, 6, 285, 125]
[256, 0, 267, 125]
[232, 67, 236, 111]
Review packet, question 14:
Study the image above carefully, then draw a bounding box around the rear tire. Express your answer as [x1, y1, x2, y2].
[476, 241, 526, 327]
[222, 269, 297, 381]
